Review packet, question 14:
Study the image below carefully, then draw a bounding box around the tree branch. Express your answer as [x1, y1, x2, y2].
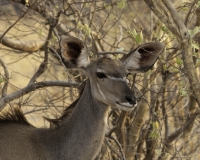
[10, 0, 57, 22]
[0, 80, 80, 111]
[162, 0, 190, 40]
[144, 0, 180, 39]
[28, 10, 62, 84]
[184, 0, 198, 26]
[166, 111, 200, 143]
[0, 35, 44, 52]
[0, 0, 38, 41]
[0, 59, 9, 97]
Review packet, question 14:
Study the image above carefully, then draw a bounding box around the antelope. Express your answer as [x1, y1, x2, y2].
[0, 36, 164, 160]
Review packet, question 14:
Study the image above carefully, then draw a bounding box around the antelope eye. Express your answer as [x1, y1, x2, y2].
[96, 72, 107, 79]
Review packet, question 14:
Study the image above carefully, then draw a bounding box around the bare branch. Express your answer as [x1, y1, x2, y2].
[0, 34, 45, 52]
[184, 0, 198, 25]
[108, 135, 126, 160]
[105, 136, 125, 160]
[0, 59, 9, 97]
[144, 0, 180, 39]
[166, 111, 200, 144]
[28, 10, 62, 84]
[0, 0, 38, 41]
[10, 0, 57, 22]
[162, 0, 190, 40]
[0, 80, 80, 111]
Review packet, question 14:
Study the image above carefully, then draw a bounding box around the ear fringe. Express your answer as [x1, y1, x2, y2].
[122, 42, 164, 73]
[60, 35, 90, 68]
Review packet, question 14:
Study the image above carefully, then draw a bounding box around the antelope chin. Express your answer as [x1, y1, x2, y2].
[116, 102, 137, 111]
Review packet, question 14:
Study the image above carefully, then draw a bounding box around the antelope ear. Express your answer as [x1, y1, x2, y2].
[121, 42, 164, 73]
[60, 35, 90, 68]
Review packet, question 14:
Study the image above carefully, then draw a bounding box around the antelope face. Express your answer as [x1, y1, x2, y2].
[87, 57, 137, 111]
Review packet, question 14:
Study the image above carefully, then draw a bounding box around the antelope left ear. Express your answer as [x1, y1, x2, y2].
[60, 35, 90, 69]
[121, 42, 164, 73]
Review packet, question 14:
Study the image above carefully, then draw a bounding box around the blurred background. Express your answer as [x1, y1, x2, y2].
[0, 0, 200, 159]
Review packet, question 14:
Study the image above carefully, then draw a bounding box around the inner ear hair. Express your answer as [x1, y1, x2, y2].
[60, 36, 84, 61]
[60, 35, 90, 68]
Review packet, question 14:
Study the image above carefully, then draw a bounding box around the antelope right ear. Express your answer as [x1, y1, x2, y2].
[60, 35, 90, 68]
[121, 42, 164, 73]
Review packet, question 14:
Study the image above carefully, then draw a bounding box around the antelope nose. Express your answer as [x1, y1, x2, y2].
[125, 95, 137, 106]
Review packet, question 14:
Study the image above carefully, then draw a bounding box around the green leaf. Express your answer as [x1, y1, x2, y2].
[193, 26, 200, 35]
[161, 26, 168, 32]
[127, 29, 143, 43]
[109, 14, 116, 20]
[36, 28, 43, 37]
[182, 7, 188, 11]
[179, 81, 188, 97]
[0, 77, 5, 83]
[163, 65, 167, 71]
[82, 24, 90, 36]
[192, 43, 200, 50]
[155, 149, 162, 156]
[188, 29, 194, 37]
[176, 58, 183, 65]
[179, 88, 187, 97]
[139, 31, 143, 43]
[127, 29, 137, 37]
[117, 0, 126, 9]
[135, 34, 140, 43]
[77, 22, 91, 36]
[188, 26, 200, 37]
[149, 121, 160, 139]
[196, 59, 200, 67]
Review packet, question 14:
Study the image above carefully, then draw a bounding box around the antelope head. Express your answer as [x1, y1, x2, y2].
[60, 36, 164, 111]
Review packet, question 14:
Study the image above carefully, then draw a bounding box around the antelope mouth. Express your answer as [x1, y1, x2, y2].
[116, 102, 137, 109]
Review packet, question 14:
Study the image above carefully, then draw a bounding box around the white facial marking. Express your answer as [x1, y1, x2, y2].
[118, 102, 133, 107]
[77, 47, 90, 68]
[116, 103, 135, 112]
[97, 69, 127, 82]
[97, 83, 106, 101]
[123, 50, 141, 70]
[107, 76, 126, 82]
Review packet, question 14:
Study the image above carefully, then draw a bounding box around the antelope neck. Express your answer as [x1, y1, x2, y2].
[41, 80, 110, 160]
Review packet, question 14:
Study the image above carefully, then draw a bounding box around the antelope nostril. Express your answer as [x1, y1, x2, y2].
[125, 95, 136, 105]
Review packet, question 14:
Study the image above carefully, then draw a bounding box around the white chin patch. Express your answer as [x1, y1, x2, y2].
[116, 102, 137, 112]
